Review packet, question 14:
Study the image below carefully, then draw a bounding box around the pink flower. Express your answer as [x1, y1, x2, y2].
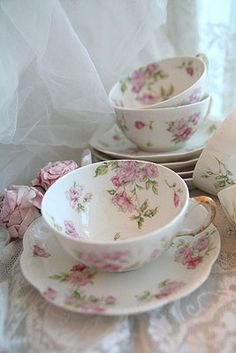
[0, 185, 43, 240]
[67, 271, 92, 286]
[132, 84, 142, 93]
[111, 176, 122, 188]
[144, 163, 159, 179]
[188, 112, 200, 125]
[146, 63, 158, 73]
[112, 134, 121, 141]
[67, 185, 83, 207]
[186, 256, 202, 269]
[42, 287, 57, 300]
[105, 295, 116, 305]
[186, 67, 194, 76]
[112, 191, 135, 212]
[131, 69, 146, 86]
[33, 244, 51, 257]
[70, 263, 88, 272]
[173, 192, 180, 207]
[139, 93, 157, 105]
[194, 236, 209, 251]
[134, 120, 145, 129]
[155, 281, 185, 299]
[117, 161, 140, 183]
[64, 220, 79, 238]
[179, 127, 193, 141]
[32, 160, 78, 190]
[175, 247, 193, 265]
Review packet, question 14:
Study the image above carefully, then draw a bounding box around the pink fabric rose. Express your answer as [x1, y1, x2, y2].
[0, 185, 43, 240]
[32, 160, 78, 190]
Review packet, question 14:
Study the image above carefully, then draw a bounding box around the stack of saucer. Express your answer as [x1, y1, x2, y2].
[90, 120, 218, 190]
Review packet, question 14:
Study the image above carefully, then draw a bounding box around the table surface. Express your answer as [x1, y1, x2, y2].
[1, 190, 236, 353]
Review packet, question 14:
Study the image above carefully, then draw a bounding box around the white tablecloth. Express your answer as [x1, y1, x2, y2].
[1, 191, 236, 353]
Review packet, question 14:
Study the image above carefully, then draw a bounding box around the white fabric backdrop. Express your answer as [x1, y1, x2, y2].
[1, 0, 236, 191]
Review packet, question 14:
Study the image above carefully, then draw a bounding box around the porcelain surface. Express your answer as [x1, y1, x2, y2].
[109, 56, 207, 109]
[115, 95, 211, 152]
[90, 119, 219, 163]
[218, 185, 236, 227]
[193, 111, 236, 195]
[20, 216, 220, 316]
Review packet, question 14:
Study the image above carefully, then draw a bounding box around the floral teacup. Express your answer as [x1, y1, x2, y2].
[218, 184, 236, 227]
[115, 95, 211, 152]
[42, 160, 216, 272]
[109, 54, 207, 110]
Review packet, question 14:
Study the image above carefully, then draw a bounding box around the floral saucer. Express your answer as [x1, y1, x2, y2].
[90, 119, 219, 163]
[20, 216, 220, 316]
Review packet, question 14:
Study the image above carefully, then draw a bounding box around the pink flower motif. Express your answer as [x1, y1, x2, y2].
[146, 63, 158, 73]
[67, 271, 92, 286]
[173, 192, 180, 207]
[0, 185, 43, 240]
[175, 247, 193, 265]
[132, 84, 142, 93]
[131, 69, 146, 86]
[70, 263, 88, 272]
[33, 244, 51, 257]
[104, 250, 129, 261]
[188, 112, 200, 125]
[139, 93, 157, 105]
[186, 256, 202, 269]
[42, 287, 57, 300]
[179, 127, 193, 141]
[117, 161, 141, 183]
[66, 185, 83, 207]
[112, 134, 121, 141]
[144, 163, 159, 179]
[134, 120, 145, 129]
[194, 236, 209, 251]
[111, 176, 122, 188]
[32, 160, 78, 190]
[186, 67, 194, 76]
[64, 220, 79, 238]
[155, 281, 185, 299]
[112, 191, 135, 212]
[105, 295, 116, 305]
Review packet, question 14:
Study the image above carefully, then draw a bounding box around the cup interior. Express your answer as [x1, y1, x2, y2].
[42, 161, 188, 243]
[109, 57, 206, 109]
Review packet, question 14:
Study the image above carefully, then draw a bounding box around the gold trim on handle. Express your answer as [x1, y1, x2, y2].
[177, 195, 217, 236]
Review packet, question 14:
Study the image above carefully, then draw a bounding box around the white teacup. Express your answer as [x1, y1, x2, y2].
[42, 160, 216, 272]
[109, 55, 208, 109]
[115, 95, 211, 152]
[193, 110, 236, 195]
[218, 184, 236, 227]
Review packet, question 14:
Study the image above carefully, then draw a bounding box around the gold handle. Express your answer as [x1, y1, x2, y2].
[177, 196, 216, 236]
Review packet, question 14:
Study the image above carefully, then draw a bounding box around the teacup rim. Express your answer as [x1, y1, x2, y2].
[41, 160, 190, 246]
[109, 55, 207, 110]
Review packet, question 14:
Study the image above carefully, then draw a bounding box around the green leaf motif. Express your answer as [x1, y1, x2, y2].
[107, 189, 116, 195]
[140, 200, 148, 213]
[95, 164, 109, 177]
[120, 80, 127, 93]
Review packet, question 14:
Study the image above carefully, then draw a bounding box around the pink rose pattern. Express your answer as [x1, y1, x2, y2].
[32, 160, 78, 190]
[41, 287, 117, 313]
[95, 161, 159, 229]
[166, 112, 200, 144]
[49, 262, 97, 287]
[66, 182, 92, 213]
[33, 244, 51, 257]
[76, 250, 130, 272]
[174, 230, 214, 269]
[165, 180, 183, 208]
[0, 185, 43, 240]
[64, 220, 80, 238]
[119, 63, 174, 105]
[137, 280, 185, 302]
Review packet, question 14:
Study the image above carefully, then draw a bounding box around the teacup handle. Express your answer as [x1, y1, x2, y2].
[196, 53, 208, 70]
[177, 196, 216, 236]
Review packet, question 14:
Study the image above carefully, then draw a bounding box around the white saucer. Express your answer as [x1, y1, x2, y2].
[20, 217, 220, 316]
[91, 147, 198, 172]
[90, 119, 219, 163]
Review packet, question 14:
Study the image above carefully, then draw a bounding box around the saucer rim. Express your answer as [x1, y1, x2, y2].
[90, 119, 219, 163]
[20, 218, 220, 316]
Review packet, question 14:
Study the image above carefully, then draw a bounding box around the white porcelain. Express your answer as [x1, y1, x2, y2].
[91, 147, 198, 173]
[109, 55, 207, 110]
[90, 118, 219, 163]
[193, 110, 236, 195]
[41, 160, 216, 272]
[115, 95, 211, 152]
[218, 185, 236, 227]
[20, 216, 220, 315]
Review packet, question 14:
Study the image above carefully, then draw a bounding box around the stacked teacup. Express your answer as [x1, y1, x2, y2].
[109, 54, 210, 153]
